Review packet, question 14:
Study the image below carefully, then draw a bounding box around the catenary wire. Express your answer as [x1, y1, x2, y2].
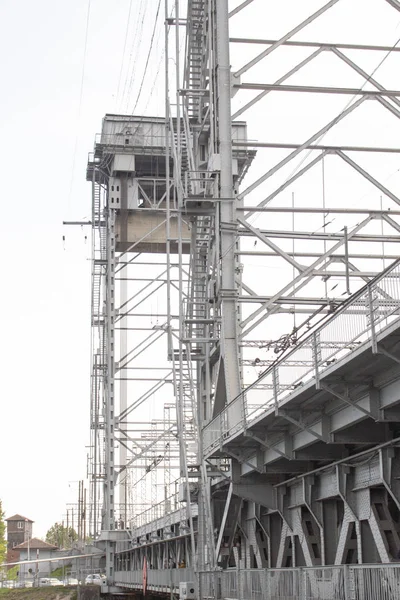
[66, 0, 92, 216]
[115, 0, 135, 109]
[130, 0, 163, 115]
[120, 0, 147, 113]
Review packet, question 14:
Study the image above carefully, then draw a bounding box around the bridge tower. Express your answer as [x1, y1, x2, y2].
[86, 0, 400, 596]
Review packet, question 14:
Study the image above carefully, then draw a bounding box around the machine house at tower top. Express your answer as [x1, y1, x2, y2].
[86, 114, 254, 254]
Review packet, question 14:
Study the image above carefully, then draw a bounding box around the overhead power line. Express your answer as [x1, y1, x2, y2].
[131, 0, 163, 115]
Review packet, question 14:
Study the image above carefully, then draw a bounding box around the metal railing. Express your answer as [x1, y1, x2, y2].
[114, 500, 198, 552]
[199, 564, 400, 600]
[114, 567, 194, 593]
[184, 170, 219, 197]
[112, 564, 400, 598]
[128, 490, 191, 531]
[128, 492, 179, 530]
[203, 259, 400, 455]
[95, 132, 167, 148]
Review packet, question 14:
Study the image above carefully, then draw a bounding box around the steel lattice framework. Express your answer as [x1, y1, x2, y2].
[86, 0, 400, 594]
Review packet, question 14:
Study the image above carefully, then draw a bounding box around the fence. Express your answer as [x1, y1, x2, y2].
[114, 567, 194, 594]
[199, 564, 400, 600]
[113, 564, 400, 598]
[203, 259, 400, 455]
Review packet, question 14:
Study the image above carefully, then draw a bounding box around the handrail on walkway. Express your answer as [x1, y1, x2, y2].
[204, 258, 400, 454]
[113, 563, 400, 599]
[199, 563, 400, 600]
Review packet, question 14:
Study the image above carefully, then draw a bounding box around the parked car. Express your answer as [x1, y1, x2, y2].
[39, 578, 61, 586]
[85, 574, 106, 585]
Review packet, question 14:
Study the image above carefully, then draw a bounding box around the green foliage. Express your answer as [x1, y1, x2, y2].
[50, 565, 71, 579]
[45, 523, 77, 549]
[6, 567, 18, 581]
[0, 502, 6, 568]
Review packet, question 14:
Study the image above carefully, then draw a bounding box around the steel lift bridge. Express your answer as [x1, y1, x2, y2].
[86, 0, 400, 597]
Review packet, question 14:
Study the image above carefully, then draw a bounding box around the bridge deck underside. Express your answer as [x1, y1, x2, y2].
[206, 317, 400, 479]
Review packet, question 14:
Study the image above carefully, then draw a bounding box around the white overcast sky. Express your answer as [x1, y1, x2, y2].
[0, 0, 165, 539]
[1, 0, 400, 540]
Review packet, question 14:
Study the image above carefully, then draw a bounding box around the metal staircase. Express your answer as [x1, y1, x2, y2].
[185, 216, 215, 350]
[173, 123, 191, 183]
[186, 0, 206, 120]
[174, 359, 198, 469]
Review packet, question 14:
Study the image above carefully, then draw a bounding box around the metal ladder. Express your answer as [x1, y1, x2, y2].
[92, 261, 102, 325]
[92, 180, 101, 223]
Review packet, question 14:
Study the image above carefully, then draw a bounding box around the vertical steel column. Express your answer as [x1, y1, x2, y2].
[90, 173, 103, 540]
[175, 0, 182, 201]
[164, 4, 175, 545]
[215, 0, 241, 402]
[165, 0, 173, 363]
[168, 0, 198, 581]
[92, 353, 98, 538]
[105, 207, 116, 581]
[119, 178, 128, 529]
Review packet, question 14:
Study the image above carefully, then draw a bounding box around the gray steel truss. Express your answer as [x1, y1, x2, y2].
[170, 0, 400, 585]
[85, 0, 400, 595]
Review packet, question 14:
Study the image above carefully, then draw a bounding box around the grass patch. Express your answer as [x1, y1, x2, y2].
[0, 587, 77, 600]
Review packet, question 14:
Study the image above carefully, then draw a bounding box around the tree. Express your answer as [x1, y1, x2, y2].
[45, 523, 78, 549]
[7, 566, 18, 581]
[0, 501, 6, 567]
